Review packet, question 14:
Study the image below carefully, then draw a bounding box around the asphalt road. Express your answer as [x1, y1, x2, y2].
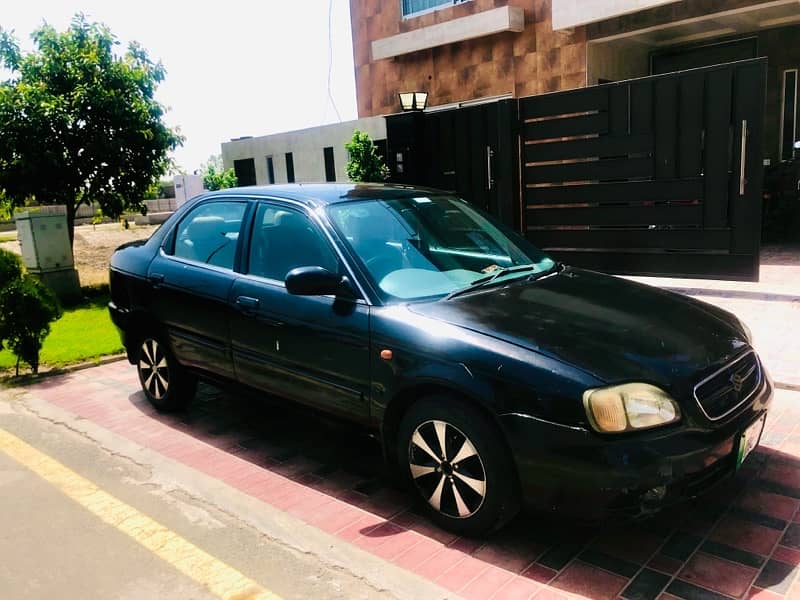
[0, 392, 433, 600]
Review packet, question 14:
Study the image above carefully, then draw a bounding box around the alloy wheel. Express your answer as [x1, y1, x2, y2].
[138, 338, 170, 400]
[408, 419, 487, 519]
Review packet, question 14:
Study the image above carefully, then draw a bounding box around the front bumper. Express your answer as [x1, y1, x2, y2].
[500, 373, 773, 520]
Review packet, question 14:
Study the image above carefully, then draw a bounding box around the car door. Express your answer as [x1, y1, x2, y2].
[229, 201, 371, 421]
[147, 199, 249, 380]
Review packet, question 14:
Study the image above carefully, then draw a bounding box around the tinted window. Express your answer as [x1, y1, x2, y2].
[324, 147, 336, 182]
[233, 158, 256, 186]
[266, 156, 276, 184]
[172, 201, 246, 270]
[248, 204, 338, 281]
[285, 152, 295, 183]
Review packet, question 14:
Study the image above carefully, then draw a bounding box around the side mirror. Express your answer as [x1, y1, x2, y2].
[285, 266, 355, 297]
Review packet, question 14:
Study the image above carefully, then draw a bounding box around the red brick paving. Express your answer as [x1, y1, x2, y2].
[22, 360, 800, 600]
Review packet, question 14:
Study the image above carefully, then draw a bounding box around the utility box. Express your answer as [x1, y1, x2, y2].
[174, 174, 204, 208]
[14, 211, 81, 302]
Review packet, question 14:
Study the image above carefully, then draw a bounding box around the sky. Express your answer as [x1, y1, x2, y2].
[1, 0, 358, 173]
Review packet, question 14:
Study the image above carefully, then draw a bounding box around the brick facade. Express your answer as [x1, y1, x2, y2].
[350, 0, 588, 117]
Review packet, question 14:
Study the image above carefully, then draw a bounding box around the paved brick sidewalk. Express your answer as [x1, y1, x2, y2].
[17, 361, 800, 600]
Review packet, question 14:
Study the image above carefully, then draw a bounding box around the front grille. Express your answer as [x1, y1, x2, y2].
[694, 351, 761, 421]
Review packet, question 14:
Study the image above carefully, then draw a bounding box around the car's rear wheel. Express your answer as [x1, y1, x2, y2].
[136, 334, 196, 412]
[397, 395, 520, 536]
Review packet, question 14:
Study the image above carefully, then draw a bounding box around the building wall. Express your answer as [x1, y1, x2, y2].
[220, 117, 387, 185]
[350, 0, 588, 118]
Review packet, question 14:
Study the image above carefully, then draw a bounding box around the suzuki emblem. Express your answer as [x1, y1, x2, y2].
[731, 371, 746, 393]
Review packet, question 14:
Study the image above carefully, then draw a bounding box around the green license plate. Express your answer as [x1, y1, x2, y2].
[737, 414, 766, 469]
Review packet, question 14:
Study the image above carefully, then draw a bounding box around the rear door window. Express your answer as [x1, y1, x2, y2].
[171, 201, 247, 270]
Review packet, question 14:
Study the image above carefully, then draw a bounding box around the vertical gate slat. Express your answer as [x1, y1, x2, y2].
[678, 73, 704, 178]
[654, 78, 678, 179]
[455, 109, 471, 201]
[703, 69, 733, 228]
[486, 105, 499, 217]
[469, 107, 488, 211]
[609, 85, 629, 136]
[630, 81, 653, 134]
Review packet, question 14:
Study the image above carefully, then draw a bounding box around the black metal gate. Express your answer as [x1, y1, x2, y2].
[385, 100, 519, 228]
[521, 58, 767, 281]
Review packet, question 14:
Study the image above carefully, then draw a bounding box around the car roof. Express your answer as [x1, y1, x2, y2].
[200, 183, 447, 208]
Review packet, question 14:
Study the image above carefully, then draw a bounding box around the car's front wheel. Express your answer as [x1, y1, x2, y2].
[397, 395, 520, 536]
[136, 334, 196, 412]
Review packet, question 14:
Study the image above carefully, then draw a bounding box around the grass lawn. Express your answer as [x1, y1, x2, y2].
[0, 297, 124, 371]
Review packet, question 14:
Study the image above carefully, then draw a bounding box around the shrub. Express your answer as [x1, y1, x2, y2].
[0, 248, 23, 289]
[345, 130, 389, 183]
[0, 275, 62, 375]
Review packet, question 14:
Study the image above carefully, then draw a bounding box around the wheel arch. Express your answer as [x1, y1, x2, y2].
[122, 311, 170, 364]
[380, 380, 520, 493]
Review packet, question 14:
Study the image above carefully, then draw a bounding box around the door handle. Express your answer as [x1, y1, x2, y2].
[739, 119, 748, 196]
[235, 296, 260, 312]
[148, 273, 165, 287]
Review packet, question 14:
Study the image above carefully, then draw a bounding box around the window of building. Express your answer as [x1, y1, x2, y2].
[266, 156, 276, 184]
[401, 0, 469, 18]
[323, 147, 336, 182]
[173, 201, 247, 270]
[233, 158, 257, 186]
[780, 69, 798, 162]
[285, 152, 295, 183]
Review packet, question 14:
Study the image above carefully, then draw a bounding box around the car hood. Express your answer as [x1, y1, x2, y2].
[407, 267, 749, 388]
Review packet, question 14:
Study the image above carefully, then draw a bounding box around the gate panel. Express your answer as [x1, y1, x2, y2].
[521, 58, 766, 281]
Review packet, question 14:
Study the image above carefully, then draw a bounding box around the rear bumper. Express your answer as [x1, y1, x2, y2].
[500, 373, 773, 520]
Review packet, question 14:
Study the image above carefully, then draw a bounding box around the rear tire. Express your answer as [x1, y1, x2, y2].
[136, 333, 196, 412]
[397, 395, 520, 536]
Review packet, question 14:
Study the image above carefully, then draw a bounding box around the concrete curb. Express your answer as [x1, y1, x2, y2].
[1, 354, 127, 386]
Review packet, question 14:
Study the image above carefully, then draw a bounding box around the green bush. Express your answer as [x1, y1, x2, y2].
[0, 248, 23, 288]
[0, 275, 62, 374]
[345, 130, 389, 183]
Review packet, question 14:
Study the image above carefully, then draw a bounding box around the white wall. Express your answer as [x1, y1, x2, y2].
[552, 0, 680, 30]
[220, 116, 387, 185]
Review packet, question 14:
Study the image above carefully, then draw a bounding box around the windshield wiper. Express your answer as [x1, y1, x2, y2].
[445, 264, 538, 301]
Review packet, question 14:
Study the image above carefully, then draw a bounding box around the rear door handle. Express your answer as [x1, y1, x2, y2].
[236, 296, 260, 311]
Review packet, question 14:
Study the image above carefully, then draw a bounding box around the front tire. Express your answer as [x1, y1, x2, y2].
[136, 334, 196, 412]
[397, 395, 520, 536]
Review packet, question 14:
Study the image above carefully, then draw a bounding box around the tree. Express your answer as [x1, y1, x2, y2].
[0, 14, 183, 246]
[345, 130, 389, 183]
[201, 155, 238, 191]
[0, 272, 61, 375]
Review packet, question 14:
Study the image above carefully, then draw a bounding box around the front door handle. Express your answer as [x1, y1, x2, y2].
[236, 296, 260, 312]
[148, 273, 165, 287]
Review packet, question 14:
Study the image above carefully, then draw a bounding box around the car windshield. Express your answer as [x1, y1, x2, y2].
[326, 195, 555, 302]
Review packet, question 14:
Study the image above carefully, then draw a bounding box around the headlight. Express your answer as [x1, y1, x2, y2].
[583, 383, 681, 433]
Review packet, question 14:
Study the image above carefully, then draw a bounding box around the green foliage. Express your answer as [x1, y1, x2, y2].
[0, 247, 22, 288]
[0, 274, 62, 374]
[345, 130, 389, 183]
[202, 155, 238, 191]
[0, 14, 183, 245]
[0, 295, 120, 371]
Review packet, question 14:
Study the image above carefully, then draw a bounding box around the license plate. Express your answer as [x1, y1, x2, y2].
[737, 414, 766, 469]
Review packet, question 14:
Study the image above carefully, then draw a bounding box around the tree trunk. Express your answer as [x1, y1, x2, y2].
[66, 202, 76, 249]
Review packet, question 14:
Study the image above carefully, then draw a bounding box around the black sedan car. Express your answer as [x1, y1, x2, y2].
[109, 184, 771, 535]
